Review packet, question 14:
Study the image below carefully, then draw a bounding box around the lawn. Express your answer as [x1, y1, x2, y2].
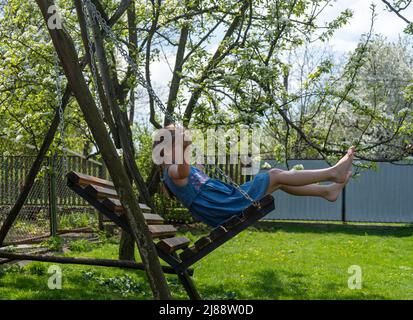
[0, 222, 412, 300]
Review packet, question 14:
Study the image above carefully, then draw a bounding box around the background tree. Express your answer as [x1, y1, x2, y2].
[2, 0, 413, 261]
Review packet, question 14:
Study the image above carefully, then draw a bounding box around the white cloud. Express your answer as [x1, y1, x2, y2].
[150, 56, 173, 86]
[317, 0, 413, 53]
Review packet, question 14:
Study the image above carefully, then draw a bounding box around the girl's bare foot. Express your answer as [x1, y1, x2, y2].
[331, 147, 355, 183]
[324, 171, 352, 202]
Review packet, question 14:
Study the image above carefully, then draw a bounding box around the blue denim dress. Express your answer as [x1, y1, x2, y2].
[163, 166, 270, 227]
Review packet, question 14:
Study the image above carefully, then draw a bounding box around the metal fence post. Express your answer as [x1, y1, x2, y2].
[49, 154, 58, 237]
[341, 186, 347, 224]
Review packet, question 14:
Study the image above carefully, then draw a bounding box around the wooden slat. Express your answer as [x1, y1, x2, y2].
[101, 215, 112, 222]
[157, 237, 190, 253]
[85, 184, 119, 199]
[242, 194, 274, 219]
[100, 198, 161, 225]
[102, 198, 152, 213]
[208, 225, 228, 241]
[66, 178, 131, 232]
[100, 212, 163, 226]
[194, 236, 212, 251]
[143, 213, 164, 224]
[148, 225, 177, 239]
[102, 198, 124, 212]
[177, 194, 275, 270]
[67, 171, 114, 189]
[180, 247, 198, 261]
[221, 215, 243, 230]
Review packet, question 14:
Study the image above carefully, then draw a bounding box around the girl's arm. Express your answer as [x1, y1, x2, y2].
[168, 147, 191, 185]
[168, 163, 190, 180]
[168, 142, 191, 184]
[168, 164, 190, 187]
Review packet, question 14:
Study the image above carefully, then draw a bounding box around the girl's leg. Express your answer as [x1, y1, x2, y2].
[273, 174, 350, 202]
[267, 147, 354, 190]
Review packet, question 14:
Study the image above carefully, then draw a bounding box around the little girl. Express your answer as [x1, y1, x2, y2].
[154, 125, 354, 227]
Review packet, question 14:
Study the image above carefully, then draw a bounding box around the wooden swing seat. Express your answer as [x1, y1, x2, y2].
[66, 171, 275, 298]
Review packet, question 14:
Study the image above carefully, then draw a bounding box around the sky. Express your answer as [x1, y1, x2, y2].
[139, 0, 413, 121]
[151, 0, 413, 87]
[317, 0, 413, 52]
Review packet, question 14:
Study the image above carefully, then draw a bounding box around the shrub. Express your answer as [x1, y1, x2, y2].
[40, 236, 63, 251]
[81, 270, 146, 296]
[68, 239, 94, 252]
[59, 212, 93, 230]
[153, 193, 193, 224]
[0, 264, 22, 277]
[24, 262, 47, 275]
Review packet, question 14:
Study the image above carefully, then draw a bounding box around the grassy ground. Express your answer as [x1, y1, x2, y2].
[0, 222, 412, 300]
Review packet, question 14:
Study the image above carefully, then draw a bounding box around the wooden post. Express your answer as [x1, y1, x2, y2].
[49, 154, 58, 237]
[35, 0, 171, 299]
[0, 251, 191, 275]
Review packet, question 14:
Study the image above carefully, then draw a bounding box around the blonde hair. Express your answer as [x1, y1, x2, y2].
[152, 124, 192, 198]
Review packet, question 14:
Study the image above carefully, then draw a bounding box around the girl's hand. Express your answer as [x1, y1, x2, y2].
[168, 163, 190, 185]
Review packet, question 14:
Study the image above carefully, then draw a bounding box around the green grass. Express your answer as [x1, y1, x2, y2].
[58, 212, 97, 230]
[0, 223, 412, 300]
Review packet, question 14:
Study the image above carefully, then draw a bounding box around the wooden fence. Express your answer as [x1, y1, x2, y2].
[0, 155, 106, 207]
[0, 155, 106, 244]
[0, 154, 256, 243]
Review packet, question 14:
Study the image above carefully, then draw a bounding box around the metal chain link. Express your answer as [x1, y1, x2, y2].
[82, 0, 259, 207]
[84, 0, 177, 124]
[53, 52, 68, 174]
[52, 0, 68, 173]
[81, 1, 105, 119]
[206, 164, 257, 205]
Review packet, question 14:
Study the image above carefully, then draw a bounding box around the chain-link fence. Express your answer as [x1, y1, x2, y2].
[0, 155, 106, 245]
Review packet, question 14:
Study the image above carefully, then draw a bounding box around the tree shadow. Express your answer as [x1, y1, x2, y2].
[199, 269, 389, 300]
[176, 221, 413, 239]
[254, 221, 413, 238]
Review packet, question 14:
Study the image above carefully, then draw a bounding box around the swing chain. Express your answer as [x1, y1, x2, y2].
[54, 52, 68, 174]
[83, 0, 176, 125]
[82, 0, 260, 208]
[206, 164, 259, 207]
[81, 1, 105, 119]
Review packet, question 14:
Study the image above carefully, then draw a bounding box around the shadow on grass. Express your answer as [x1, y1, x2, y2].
[176, 221, 413, 239]
[254, 221, 413, 238]
[0, 267, 152, 300]
[199, 269, 388, 300]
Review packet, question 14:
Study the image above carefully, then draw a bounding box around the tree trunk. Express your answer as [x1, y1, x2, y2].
[119, 157, 135, 261]
[76, 0, 138, 262]
[119, 230, 135, 261]
[36, 0, 171, 299]
[183, 0, 249, 125]
[127, 2, 137, 125]
[83, 2, 144, 261]
[165, 11, 189, 126]
[86, 1, 156, 211]
[75, 0, 121, 148]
